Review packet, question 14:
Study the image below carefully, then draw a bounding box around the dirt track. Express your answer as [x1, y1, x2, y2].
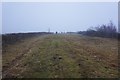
[2, 34, 118, 78]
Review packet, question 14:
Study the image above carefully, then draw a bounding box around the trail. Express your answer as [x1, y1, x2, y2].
[2, 34, 118, 78]
[2, 36, 44, 78]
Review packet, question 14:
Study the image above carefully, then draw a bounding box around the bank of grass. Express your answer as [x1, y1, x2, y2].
[2, 34, 118, 78]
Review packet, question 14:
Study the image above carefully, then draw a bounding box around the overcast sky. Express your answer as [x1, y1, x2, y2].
[2, 2, 118, 34]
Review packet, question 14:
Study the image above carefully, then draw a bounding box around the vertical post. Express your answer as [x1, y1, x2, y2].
[48, 28, 50, 33]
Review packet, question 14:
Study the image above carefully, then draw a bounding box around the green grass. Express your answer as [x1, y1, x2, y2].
[2, 34, 118, 78]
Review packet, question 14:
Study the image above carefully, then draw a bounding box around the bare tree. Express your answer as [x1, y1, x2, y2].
[82, 21, 117, 38]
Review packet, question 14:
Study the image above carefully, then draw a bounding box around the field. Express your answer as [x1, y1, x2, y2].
[2, 34, 118, 78]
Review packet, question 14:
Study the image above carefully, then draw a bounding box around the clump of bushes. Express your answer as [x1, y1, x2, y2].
[78, 21, 119, 39]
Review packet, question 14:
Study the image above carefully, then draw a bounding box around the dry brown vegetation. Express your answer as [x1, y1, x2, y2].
[2, 34, 118, 78]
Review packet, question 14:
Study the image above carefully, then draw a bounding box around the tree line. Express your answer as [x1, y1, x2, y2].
[78, 21, 119, 39]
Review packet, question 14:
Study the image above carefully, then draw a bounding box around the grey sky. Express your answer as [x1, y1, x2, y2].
[2, 2, 118, 34]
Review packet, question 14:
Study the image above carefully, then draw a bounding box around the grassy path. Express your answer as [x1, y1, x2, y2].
[2, 34, 118, 78]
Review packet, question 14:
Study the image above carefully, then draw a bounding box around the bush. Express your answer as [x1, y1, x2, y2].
[78, 21, 118, 39]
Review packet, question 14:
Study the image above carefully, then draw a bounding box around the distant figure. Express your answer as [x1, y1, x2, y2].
[56, 31, 58, 34]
